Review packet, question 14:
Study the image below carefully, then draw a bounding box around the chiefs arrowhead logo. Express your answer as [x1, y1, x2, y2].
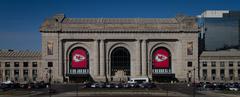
[155, 54, 168, 62]
[73, 54, 85, 62]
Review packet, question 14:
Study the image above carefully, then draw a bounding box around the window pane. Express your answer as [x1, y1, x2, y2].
[203, 69, 207, 80]
[5, 62, 10, 67]
[48, 62, 53, 67]
[14, 62, 19, 67]
[32, 62, 37, 67]
[229, 61, 233, 67]
[211, 61, 216, 67]
[23, 62, 28, 67]
[187, 62, 192, 67]
[220, 61, 225, 67]
[202, 61, 207, 67]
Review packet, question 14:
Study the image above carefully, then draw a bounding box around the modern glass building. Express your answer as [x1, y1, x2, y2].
[199, 10, 240, 51]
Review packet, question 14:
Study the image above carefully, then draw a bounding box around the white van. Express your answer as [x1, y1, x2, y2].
[127, 77, 149, 84]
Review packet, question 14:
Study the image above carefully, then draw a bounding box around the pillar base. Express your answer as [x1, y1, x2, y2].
[93, 76, 107, 82]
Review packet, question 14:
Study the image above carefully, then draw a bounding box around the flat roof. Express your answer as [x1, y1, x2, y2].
[0, 50, 41, 58]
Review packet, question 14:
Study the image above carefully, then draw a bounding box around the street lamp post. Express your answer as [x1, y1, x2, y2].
[49, 67, 52, 97]
[45, 67, 52, 97]
[193, 67, 196, 97]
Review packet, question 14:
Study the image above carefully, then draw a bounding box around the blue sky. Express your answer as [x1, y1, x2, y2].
[0, 0, 239, 50]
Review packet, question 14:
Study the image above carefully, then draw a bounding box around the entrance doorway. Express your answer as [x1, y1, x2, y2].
[68, 75, 93, 83]
[152, 74, 177, 82]
[111, 47, 130, 77]
[152, 47, 175, 82]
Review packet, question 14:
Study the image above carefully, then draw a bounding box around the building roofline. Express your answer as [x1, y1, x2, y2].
[40, 14, 200, 33]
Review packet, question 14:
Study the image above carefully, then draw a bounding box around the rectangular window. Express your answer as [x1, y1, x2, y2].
[238, 69, 240, 75]
[5, 62, 10, 67]
[202, 61, 207, 67]
[14, 62, 19, 67]
[211, 69, 216, 75]
[48, 62, 53, 67]
[229, 69, 234, 75]
[5, 69, 10, 81]
[23, 62, 28, 67]
[220, 69, 225, 75]
[229, 61, 233, 67]
[238, 61, 240, 67]
[220, 69, 225, 80]
[23, 69, 28, 81]
[0, 62, 1, 67]
[32, 69, 37, 81]
[238, 69, 240, 80]
[14, 70, 19, 76]
[187, 42, 193, 55]
[23, 69, 28, 76]
[47, 41, 53, 55]
[14, 70, 19, 81]
[212, 69, 216, 80]
[220, 61, 225, 67]
[5, 69, 10, 76]
[211, 61, 216, 67]
[202, 69, 207, 80]
[187, 61, 192, 67]
[32, 62, 37, 67]
[0, 70, 2, 78]
[229, 69, 234, 80]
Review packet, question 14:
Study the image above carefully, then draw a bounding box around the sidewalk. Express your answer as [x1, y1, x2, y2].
[49, 91, 189, 97]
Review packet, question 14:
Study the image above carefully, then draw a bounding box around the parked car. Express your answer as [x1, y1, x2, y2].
[228, 84, 239, 91]
[83, 82, 92, 88]
[114, 83, 123, 88]
[91, 83, 99, 88]
[139, 82, 156, 88]
[99, 82, 106, 88]
[0, 84, 13, 91]
[123, 83, 130, 88]
[129, 83, 139, 88]
[106, 83, 114, 88]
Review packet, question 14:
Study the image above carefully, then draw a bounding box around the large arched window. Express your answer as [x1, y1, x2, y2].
[111, 47, 130, 76]
[68, 47, 89, 75]
[152, 47, 171, 74]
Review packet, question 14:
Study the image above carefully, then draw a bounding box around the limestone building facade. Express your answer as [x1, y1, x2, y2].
[199, 49, 240, 83]
[2, 13, 240, 83]
[0, 50, 42, 83]
[39, 14, 199, 83]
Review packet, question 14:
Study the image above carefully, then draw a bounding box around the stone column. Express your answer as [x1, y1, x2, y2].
[2, 69, 5, 81]
[207, 65, 211, 81]
[94, 40, 99, 76]
[135, 40, 141, 76]
[11, 67, 14, 81]
[141, 40, 147, 76]
[225, 66, 229, 81]
[100, 40, 105, 77]
[29, 68, 33, 82]
[19, 62, 23, 82]
[234, 63, 238, 81]
[216, 62, 220, 81]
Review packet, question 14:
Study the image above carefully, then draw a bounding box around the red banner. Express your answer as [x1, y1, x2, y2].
[71, 49, 87, 68]
[153, 49, 170, 69]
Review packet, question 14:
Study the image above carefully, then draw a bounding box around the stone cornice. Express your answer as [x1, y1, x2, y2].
[40, 14, 200, 33]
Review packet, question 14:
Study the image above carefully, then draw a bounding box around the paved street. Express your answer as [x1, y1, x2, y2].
[0, 84, 240, 97]
[29, 91, 239, 97]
